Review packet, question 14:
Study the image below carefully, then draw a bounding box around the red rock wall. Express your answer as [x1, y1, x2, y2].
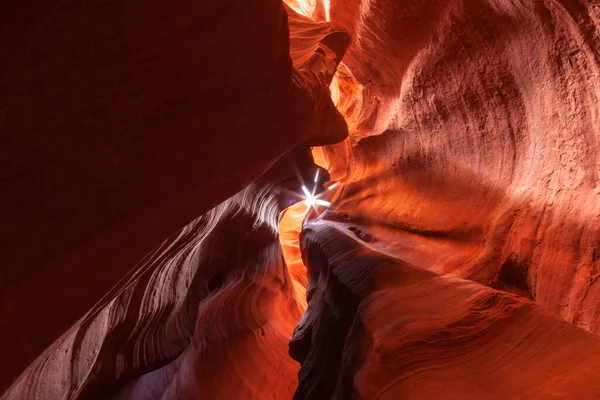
[0, 3, 347, 398]
[321, 0, 600, 332]
[112, 188, 304, 400]
[288, 0, 600, 397]
[293, 220, 600, 399]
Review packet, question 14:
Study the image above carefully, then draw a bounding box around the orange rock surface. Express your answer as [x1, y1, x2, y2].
[293, 220, 600, 399]
[321, 0, 600, 332]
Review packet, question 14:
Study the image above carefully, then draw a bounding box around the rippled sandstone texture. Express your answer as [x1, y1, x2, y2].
[321, 0, 600, 331]
[292, 220, 600, 399]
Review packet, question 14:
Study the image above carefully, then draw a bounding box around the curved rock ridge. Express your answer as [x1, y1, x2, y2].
[318, 0, 600, 331]
[2, 185, 291, 399]
[111, 187, 304, 400]
[292, 218, 600, 399]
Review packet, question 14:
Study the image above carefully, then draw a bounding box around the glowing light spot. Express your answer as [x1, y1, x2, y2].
[301, 185, 311, 198]
[300, 180, 330, 210]
[284, 0, 317, 18]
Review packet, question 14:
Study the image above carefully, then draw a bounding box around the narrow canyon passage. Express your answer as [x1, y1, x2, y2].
[2, 0, 600, 399]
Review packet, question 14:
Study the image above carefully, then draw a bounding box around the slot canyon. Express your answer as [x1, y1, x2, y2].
[2, 0, 600, 398]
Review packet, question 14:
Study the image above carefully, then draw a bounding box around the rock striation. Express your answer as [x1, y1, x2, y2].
[321, 0, 600, 332]
[293, 218, 600, 399]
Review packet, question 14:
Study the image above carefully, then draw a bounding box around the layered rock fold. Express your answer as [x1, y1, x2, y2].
[292, 218, 600, 399]
[320, 0, 600, 332]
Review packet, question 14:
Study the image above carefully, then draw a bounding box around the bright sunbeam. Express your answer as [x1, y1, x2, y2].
[299, 171, 334, 210]
[301, 185, 311, 198]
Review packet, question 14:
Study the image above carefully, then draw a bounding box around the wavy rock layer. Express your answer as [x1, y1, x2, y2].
[3, 186, 297, 400]
[109, 187, 304, 400]
[292, 219, 600, 399]
[320, 0, 600, 332]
